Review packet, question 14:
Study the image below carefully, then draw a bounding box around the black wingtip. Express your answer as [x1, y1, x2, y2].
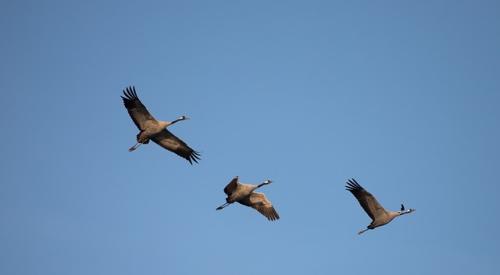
[345, 178, 363, 192]
[122, 86, 140, 108]
[186, 151, 201, 165]
[132, 86, 137, 97]
[268, 210, 280, 221]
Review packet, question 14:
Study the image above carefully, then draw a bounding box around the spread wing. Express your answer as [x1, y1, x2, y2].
[239, 192, 280, 221]
[346, 179, 387, 220]
[151, 129, 201, 164]
[224, 176, 239, 195]
[121, 86, 156, 130]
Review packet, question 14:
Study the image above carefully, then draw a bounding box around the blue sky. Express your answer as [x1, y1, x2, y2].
[1, 1, 500, 274]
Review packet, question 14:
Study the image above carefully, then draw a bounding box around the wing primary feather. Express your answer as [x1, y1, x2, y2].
[187, 151, 201, 164]
[132, 86, 137, 97]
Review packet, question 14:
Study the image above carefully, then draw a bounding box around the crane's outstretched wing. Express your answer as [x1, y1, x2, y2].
[151, 129, 201, 164]
[224, 176, 239, 195]
[346, 179, 386, 220]
[121, 86, 156, 130]
[239, 192, 280, 221]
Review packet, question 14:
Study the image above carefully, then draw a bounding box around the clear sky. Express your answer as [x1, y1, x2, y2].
[1, 1, 500, 274]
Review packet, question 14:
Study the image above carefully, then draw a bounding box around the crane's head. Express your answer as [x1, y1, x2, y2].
[398, 204, 416, 215]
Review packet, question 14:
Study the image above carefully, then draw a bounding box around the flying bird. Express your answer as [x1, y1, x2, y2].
[216, 176, 280, 221]
[346, 178, 415, 235]
[121, 86, 200, 164]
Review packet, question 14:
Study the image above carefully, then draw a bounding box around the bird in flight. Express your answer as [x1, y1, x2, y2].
[216, 176, 280, 221]
[346, 178, 415, 234]
[121, 86, 200, 164]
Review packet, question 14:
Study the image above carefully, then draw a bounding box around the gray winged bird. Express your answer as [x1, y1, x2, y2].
[216, 176, 280, 221]
[121, 86, 200, 164]
[346, 178, 415, 234]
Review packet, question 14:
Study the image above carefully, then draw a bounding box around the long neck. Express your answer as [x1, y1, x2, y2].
[399, 209, 413, 216]
[171, 118, 183, 124]
[257, 182, 268, 188]
[161, 118, 184, 128]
